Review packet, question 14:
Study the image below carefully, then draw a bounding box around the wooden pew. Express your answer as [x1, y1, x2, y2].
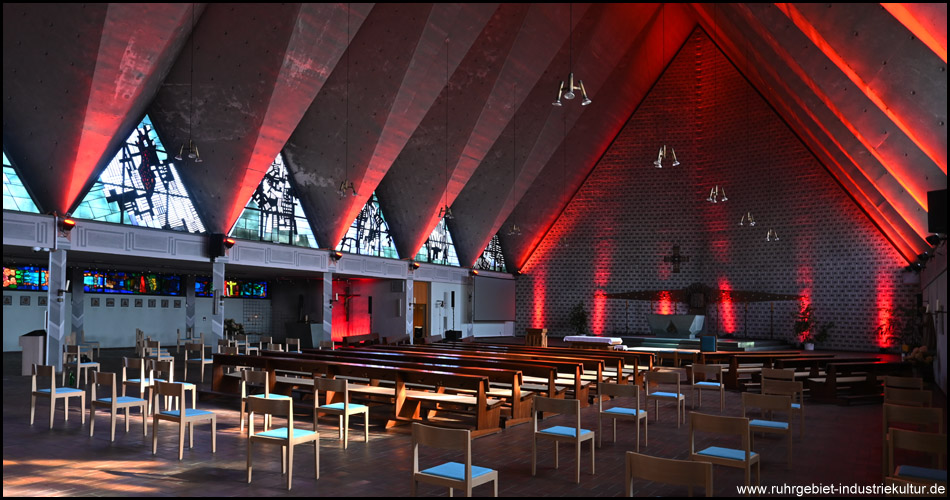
[806, 360, 905, 404]
[723, 352, 827, 391]
[260, 349, 533, 427]
[211, 353, 503, 437]
[341, 332, 380, 347]
[381, 344, 600, 406]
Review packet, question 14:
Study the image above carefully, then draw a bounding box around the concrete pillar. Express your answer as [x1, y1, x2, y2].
[70, 267, 84, 344]
[46, 249, 68, 371]
[211, 261, 225, 340]
[405, 278, 414, 344]
[185, 275, 196, 335]
[320, 271, 333, 348]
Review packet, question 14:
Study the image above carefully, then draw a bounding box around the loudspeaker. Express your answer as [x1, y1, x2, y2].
[209, 233, 226, 259]
[451, 291, 455, 308]
[368, 296, 373, 314]
[928, 189, 947, 234]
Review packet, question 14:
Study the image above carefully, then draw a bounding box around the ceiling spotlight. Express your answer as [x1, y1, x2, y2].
[552, 5, 591, 108]
[330, 250, 344, 261]
[926, 234, 945, 246]
[59, 218, 76, 232]
[506, 224, 522, 236]
[338, 179, 356, 199]
[438, 205, 454, 220]
[739, 212, 756, 227]
[470, 269, 479, 276]
[409, 260, 420, 270]
[223, 237, 236, 249]
[766, 228, 779, 242]
[654, 145, 679, 168]
[175, 140, 202, 163]
[706, 185, 727, 203]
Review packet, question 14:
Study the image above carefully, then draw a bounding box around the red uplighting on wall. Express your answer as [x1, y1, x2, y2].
[875, 270, 894, 348]
[718, 278, 736, 334]
[658, 291, 674, 315]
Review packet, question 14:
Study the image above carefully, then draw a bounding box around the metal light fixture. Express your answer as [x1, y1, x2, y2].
[339, 4, 356, 199]
[766, 228, 779, 242]
[706, 185, 727, 203]
[176, 5, 202, 164]
[739, 212, 756, 227]
[652, 5, 678, 169]
[438, 38, 454, 220]
[507, 224, 522, 236]
[552, 4, 591, 107]
[506, 82, 521, 237]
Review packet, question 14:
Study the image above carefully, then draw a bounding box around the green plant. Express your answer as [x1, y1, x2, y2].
[794, 305, 834, 345]
[224, 318, 244, 337]
[875, 306, 920, 349]
[567, 303, 588, 336]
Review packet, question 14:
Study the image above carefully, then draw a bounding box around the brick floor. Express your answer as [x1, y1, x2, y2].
[2, 347, 945, 497]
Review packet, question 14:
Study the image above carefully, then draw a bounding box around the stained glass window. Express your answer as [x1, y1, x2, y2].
[337, 192, 399, 259]
[3, 152, 40, 213]
[475, 234, 506, 272]
[82, 270, 181, 295]
[415, 218, 460, 266]
[195, 277, 267, 298]
[230, 153, 317, 247]
[3, 266, 49, 290]
[73, 115, 206, 233]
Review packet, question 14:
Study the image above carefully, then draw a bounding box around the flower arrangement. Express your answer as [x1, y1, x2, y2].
[905, 345, 933, 365]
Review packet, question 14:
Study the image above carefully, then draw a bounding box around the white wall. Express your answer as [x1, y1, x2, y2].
[920, 246, 947, 395]
[472, 321, 514, 337]
[349, 279, 407, 342]
[429, 281, 471, 338]
[3, 292, 267, 351]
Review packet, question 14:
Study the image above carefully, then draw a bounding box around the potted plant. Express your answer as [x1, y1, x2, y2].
[224, 318, 244, 339]
[793, 304, 814, 349]
[874, 306, 920, 353]
[568, 303, 589, 337]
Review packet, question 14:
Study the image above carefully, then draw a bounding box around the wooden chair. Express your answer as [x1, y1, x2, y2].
[525, 328, 548, 348]
[691, 364, 724, 412]
[241, 369, 292, 433]
[31, 364, 85, 429]
[177, 328, 202, 353]
[183, 342, 214, 383]
[761, 378, 805, 438]
[411, 422, 498, 497]
[144, 339, 173, 363]
[742, 392, 793, 468]
[885, 387, 933, 407]
[882, 404, 945, 478]
[62, 344, 100, 388]
[257, 336, 274, 351]
[286, 337, 302, 353]
[236, 334, 259, 356]
[313, 376, 369, 449]
[151, 381, 217, 460]
[217, 338, 232, 353]
[532, 397, 595, 484]
[885, 376, 924, 390]
[689, 412, 760, 487]
[150, 359, 196, 411]
[266, 342, 285, 352]
[121, 357, 155, 415]
[89, 371, 148, 441]
[886, 428, 947, 487]
[598, 382, 647, 451]
[625, 451, 713, 497]
[761, 367, 795, 382]
[246, 396, 319, 491]
[644, 370, 686, 427]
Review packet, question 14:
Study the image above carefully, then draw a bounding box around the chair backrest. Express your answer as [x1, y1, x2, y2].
[266, 342, 284, 351]
[287, 337, 301, 351]
[689, 412, 751, 457]
[122, 357, 147, 381]
[185, 342, 205, 360]
[646, 369, 681, 395]
[150, 359, 175, 383]
[246, 394, 294, 432]
[884, 387, 933, 407]
[599, 382, 640, 411]
[32, 364, 55, 392]
[884, 376, 924, 390]
[91, 371, 117, 401]
[222, 346, 239, 355]
[626, 451, 713, 497]
[883, 403, 945, 437]
[64, 344, 81, 357]
[242, 369, 271, 397]
[691, 364, 722, 382]
[412, 421, 471, 455]
[153, 381, 187, 411]
[260, 336, 273, 345]
[741, 392, 791, 418]
[761, 378, 804, 405]
[313, 376, 348, 406]
[534, 397, 582, 435]
[761, 368, 795, 381]
[887, 428, 948, 475]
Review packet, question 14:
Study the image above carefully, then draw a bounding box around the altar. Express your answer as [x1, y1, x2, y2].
[647, 314, 705, 338]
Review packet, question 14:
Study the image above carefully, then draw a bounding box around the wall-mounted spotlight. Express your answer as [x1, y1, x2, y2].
[223, 237, 236, 249]
[926, 234, 946, 246]
[470, 269, 479, 277]
[331, 250, 344, 261]
[60, 218, 76, 232]
[409, 260, 420, 270]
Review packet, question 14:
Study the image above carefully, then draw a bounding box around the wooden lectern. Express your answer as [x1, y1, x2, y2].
[525, 328, 548, 347]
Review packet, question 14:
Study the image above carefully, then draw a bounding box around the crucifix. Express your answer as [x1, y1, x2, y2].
[663, 245, 690, 273]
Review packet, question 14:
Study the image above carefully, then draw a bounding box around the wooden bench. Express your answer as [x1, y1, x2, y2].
[261, 350, 533, 427]
[723, 352, 824, 391]
[341, 332, 380, 347]
[806, 361, 905, 404]
[211, 353, 503, 437]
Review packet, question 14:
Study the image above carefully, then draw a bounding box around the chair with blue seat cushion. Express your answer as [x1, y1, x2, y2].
[881, 404, 944, 479]
[89, 371, 148, 442]
[144, 339, 173, 362]
[246, 395, 319, 491]
[241, 369, 291, 433]
[177, 328, 202, 353]
[151, 381, 216, 460]
[62, 344, 100, 388]
[532, 397, 595, 484]
[183, 342, 213, 383]
[742, 392, 793, 468]
[598, 382, 647, 451]
[31, 364, 85, 429]
[761, 378, 805, 438]
[626, 451, 713, 497]
[150, 359, 195, 411]
[313, 376, 369, 448]
[645, 370, 686, 427]
[286, 337, 302, 353]
[691, 364, 724, 412]
[411, 422, 498, 497]
[886, 428, 947, 487]
[689, 411, 760, 488]
[121, 357, 156, 416]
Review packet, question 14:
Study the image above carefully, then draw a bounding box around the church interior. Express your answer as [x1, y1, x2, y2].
[3, 3, 947, 497]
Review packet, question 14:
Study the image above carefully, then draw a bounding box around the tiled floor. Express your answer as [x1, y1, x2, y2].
[2, 346, 944, 497]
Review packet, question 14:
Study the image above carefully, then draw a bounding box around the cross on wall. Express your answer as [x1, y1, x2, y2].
[663, 245, 690, 273]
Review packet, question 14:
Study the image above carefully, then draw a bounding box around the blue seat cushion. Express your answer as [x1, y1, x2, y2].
[790, 403, 801, 409]
[249, 393, 292, 400]
[257, 427, 316, 440]
[78, 362, 99, 367]
[38, 387, 83, 394]
[421, 461, 494, 480]
[696, 446, 757, 461]
[321, 402, 368, 411]
[749, 419, 789, 430]
[159, 409, 214, 418]
[603, 407, 643, 417]
[650, 391, 683, 399]
[97, 396, 145, 405]
[539, 426, 593, 438]
[695, 381, 721, 388]
[895, 465, 947, 482]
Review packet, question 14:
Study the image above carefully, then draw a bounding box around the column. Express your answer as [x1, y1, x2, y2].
[46, 249, 68, 372]
[185, 275, 196, 335]
[320, 271, 333, 348]
[70, 267, 84, 344]
[405, 278, 414, 344]
[211, 261, 225, 340]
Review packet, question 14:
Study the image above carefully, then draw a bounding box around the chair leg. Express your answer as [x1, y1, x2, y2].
[314, 439, 320, 479]
[110, 411, 117, 442]
[49, 398, 56, 429]
[212, 417, 217, 453]
[179, 420, 186, 461]
[80, 395, 86, 424]
[247, 440, 253, 484]
[64, 396, 70, 422]
[554, 441, 559, 470]
[597, 415, 603, 448]
[152, 418, 159, 455]
[89, 407, 95, 437]
[31, 395, 37, 426]
[363, 410, 369, 442]
[590, 438, 596, 475]
[575, 442, 581, 484]
[531, 437, 537, 476]
[287, 444, 294, 490]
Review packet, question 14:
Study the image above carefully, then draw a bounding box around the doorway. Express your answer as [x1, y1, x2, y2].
[413, 281, 429, 342]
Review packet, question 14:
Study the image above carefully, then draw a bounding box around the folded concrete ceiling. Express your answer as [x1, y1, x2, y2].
[3, 3, 945, 270]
